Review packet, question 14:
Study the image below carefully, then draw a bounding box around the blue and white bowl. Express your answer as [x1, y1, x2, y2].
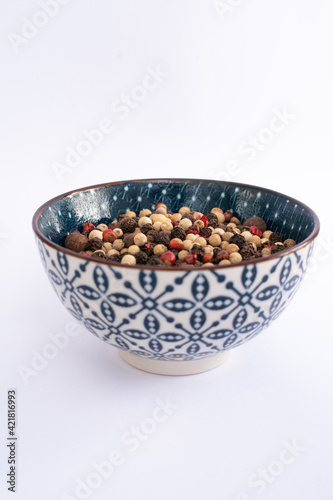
[32, 179, 320, 375]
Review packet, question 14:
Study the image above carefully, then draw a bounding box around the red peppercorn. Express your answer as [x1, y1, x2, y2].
[200, 215, 209, 227]
[202, 253, 212, 263]
[103, 229, 118, 243]
[169, 239, 184, 251]
[160, 251, 176, 266]
[83, 222, 95, 232]
[185, 253, 197, 265]
[250, 226, 262, 237]
[156, 202, 165, 209]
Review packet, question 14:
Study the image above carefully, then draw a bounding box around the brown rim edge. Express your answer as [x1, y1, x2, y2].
[32, 178, 320, 272]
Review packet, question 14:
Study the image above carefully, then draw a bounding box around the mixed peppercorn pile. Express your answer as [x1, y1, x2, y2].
[64, 203, 297, 267]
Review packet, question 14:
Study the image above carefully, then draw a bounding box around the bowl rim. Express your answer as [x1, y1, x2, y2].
[32, 178, 320, 271]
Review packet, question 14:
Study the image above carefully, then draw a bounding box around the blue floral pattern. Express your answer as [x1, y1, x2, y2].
[37, 239, 313, 361]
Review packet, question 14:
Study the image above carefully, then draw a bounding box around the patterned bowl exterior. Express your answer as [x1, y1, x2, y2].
[33, 179, 319, 361]
[37, 240, 313, 360]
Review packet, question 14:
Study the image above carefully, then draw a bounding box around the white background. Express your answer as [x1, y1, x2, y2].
[1, 1, 333, 499]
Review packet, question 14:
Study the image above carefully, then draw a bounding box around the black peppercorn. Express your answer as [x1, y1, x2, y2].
[119, 217, 137, 233]
[212, 249, 229, 264]
[170, 226, 186, 240]
[91, 250, 106, 260]
[140, 224, 154, 235]
[146, 229, 158, 243]
[107, 254, 122, 262]
[269, 232, 283, 244]
[155, 231, 171, 246]
[86, 237, 103, 251]
[199, 227, 212, 238]
[147, 256, 163, 266]
[271, 244, 284, 254]
[135, 251, 149, 264]
[239, 242, 256, 260]
[191, 244, 205, 261]
[140, 243, 155, 256]
[205, 212, 219, 228]
[170, 249, 179, 259]
[229, 233, 246, 249]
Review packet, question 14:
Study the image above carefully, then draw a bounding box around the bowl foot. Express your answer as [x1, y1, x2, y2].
[119, 351, 230, 376]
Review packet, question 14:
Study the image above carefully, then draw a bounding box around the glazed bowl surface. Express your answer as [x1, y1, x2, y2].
[32, 179, 319, 375]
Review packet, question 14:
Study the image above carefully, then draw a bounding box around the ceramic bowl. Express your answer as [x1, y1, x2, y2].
[32, 179, 319, 375]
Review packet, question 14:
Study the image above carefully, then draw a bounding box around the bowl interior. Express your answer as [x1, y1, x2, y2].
[35, 179, 317, 246]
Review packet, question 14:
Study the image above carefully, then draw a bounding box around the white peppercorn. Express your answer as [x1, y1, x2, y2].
[113, 239, 125, 251]
[160, 222, 173, 231]
[179, 218, 192, 231]
[153, 221, 163, 232]
[89, 229, 103, 240]
[139, 209, 152, 218]
[195, 236, 207, 246]
[155, 206, 167, 215]
[128, 245, 141, 255]
[186, 233, 197, 241]
[229, 252, 242, 263]
[209, 234, 222, 247]
[107, 249, 120, 258]
[183, 240, 193, 251]
[102, 242, 113, 253]
[178, 250, 189, 260]
[250, 235, 261, 247]
[153, 244, 168, 255]
[121, 254, 136, 265]
[134, 233, 148, 246]
[113, 228, 123, 237]
[261, 248, 272, 256]
[241, 231, 253, 241]
[150, 214, 167, 223]
[213, 228, 225, 236]
[138, 216, 152, 227]
[222, 231, 233, 242]
[226, 243, 239, 254]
